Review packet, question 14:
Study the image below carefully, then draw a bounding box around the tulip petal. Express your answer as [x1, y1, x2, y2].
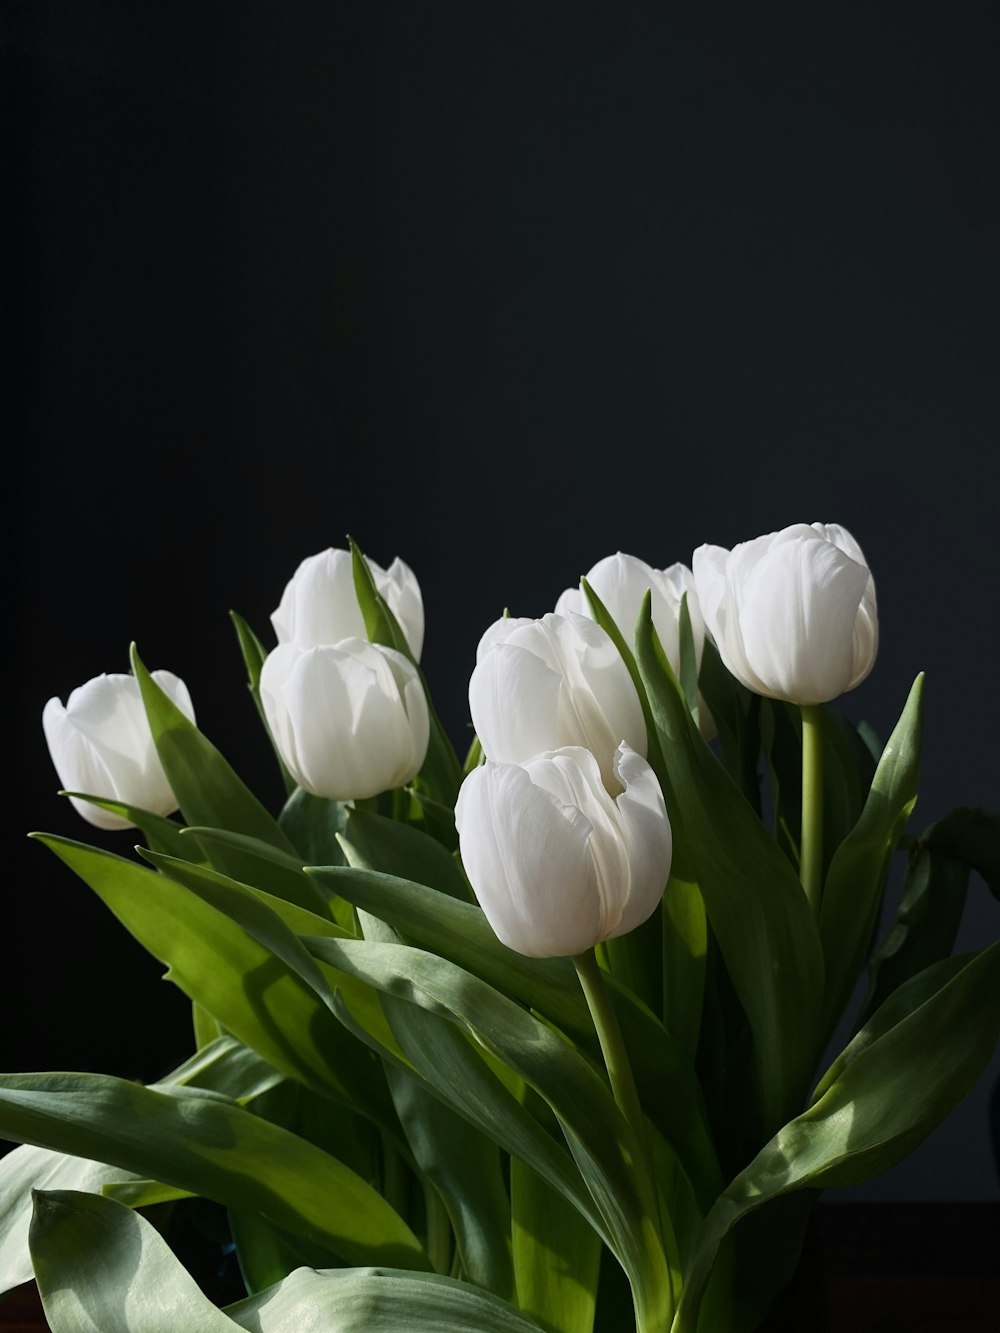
[42, 698, 133, 831]
[271, 549, 366, 648]
[738, 534, 871, 704]
[608, 744, 672, 939]
[469, 641, 563, 763]
[382, 557, 425, 661]
[456, 762, 602, 958]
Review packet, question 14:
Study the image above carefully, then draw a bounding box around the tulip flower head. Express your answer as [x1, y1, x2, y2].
[272, 547, 424, 660]
[556, 551, 707, 680]
[260, 638, 429, 801]
[42, 671, 194, 830]
[469, 612, 646, 792]
[456, 744, 672, 958]
[693, 522, 878, 705]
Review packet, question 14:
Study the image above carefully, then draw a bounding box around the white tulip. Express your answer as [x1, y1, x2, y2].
[556, 551, 716, 738]
[259, 639, 429, 800]
[42, 671, 195, 830]
[469, 612, 646, 791]
[693, 522, 878, 705]
[456, 744, 672, 958]
[271, 547, 424, 660]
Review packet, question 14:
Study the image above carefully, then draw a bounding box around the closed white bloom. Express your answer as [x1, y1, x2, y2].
[259, 638, 429, 800]
[469, 612, 646, 791]
[42, 671, 195, 830]
[693, 522, 879, 705]
[556, 551, 715, 738]
[271, 547, 424, 660]
[456, 744, 672, 958]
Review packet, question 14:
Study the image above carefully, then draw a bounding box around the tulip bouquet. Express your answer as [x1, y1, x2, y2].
[3, 527, 998, 1332]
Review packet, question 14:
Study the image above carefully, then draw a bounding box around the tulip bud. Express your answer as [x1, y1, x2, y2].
[271, 547, 424, 660]
[456, 744, 672, 958]
[556, 551, 715, 738]
[42, 671, 195, 830]
[468, 612, 646, 791]
[259, 639, 429, 800]
[693, 522, 878, 705]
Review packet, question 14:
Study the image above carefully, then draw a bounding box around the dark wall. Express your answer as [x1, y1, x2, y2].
[10, 1, 1000, 1199]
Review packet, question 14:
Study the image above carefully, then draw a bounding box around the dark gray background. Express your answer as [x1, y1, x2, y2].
[10, 1, 1000, 1199]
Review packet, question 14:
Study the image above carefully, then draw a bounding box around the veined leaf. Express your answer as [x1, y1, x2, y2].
[179, 826, 331, 915]
[279, 787, 348, 867]
[224, 1265, 546, 1332]
[673, 942, 1000, 1332]
[58, 792, 193, 860]
[131, 643, 296, 856]
[819, 675, 924, 1041]
[634, 597, 824, 1134]
[338, 809, 470, 901]
[33, 835, 388, 1117]
[230, 609, 295, 795]
[1, 1074, 428, 1269]
[30, 1189, 236, 1332]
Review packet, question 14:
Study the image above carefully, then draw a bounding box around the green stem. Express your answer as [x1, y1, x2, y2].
[573, 950, 676, 1329]
[800, 704, 824, 913]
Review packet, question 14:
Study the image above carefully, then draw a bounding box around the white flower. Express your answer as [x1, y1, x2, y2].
[469, 612, 646, 791]
[259, 639, 429, 800]
[693, 522, 878, 705]
[42, 672, 194, 829]
[271, 547, 424, 660]
[556, 551, 715, 737]
[456, 744, 672, 958]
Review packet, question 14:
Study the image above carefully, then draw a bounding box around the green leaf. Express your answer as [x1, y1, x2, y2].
[131, 643, 297, 855]
[404, 788, 459, 851]
[0, 1149, 137, 1297]
[58, 792, 193, 860]
[304, 937, 672, 1332]
[350, 541, 462, 807]
[180, 825, 332, 914]
[863, 844, 970, 1022]
[819, 674, 924, 1040]
[1, 1074, 429, 1269]
[30, 1189, 237, 1332]
[279, 787, 348, 866]
[311, 865, 722, 1211]
[660, 875, 707, 1061]
[924, 805, 1000, 897]
[511, 1144, 601, 1333]
[634, 597, 824, 1134]
[33, 834, 385, 1114]
[230, 609, 295, 795]
[339, 808, 471, 901]
[697, 637, 760, 812]
[676, 592, 700, 725]
[225, 1266, 546, 1332]
[673, 942, 1000, 1332]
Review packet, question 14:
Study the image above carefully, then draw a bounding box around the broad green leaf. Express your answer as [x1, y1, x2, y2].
[1, 1074, 428, 1269]
[634, 598, 823, 1133]
[676, 592, 700, 726]
[230, 609, 295, 795]
[305, 938, 673, 1332]
[58, 792, 193, 859]
[225, 1265, 545, 1332]
[404, 787, 459, 851]
[102, 1179, 194, 1207]
[136, 846, 406, 1081]
[819, 675, 924, 1040]
[924, 805, 1000, 897]
[228, 1208, 334, 1295]
[30, 1189, 236, 1332]
[153, 1035, 286, 1105]
[0, 1148, 136, 1296]
[179, 826, 332, 915]
[34, 835, 386, 1115]
[279, 787, 348, 867]
[660, 875, 706, 1061]
[339, 808, 471, 901]
[312, 865, 722, 1210]
[131, 643, 297, 856]
[350, 541, 462, 807]
[673, 942, 1000, 1332]
[697, 637, 760, 812]
[511, 1138, 601, 1333]
[863, 844, 969, 1023]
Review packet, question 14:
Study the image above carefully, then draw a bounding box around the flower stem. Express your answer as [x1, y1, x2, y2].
[800, 704, 824, 913]
[573, 949, 675, 1330]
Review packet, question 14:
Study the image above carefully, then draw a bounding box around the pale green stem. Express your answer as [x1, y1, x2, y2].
[573, 950, 677, 1329]
[800, 705, 824, 913]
